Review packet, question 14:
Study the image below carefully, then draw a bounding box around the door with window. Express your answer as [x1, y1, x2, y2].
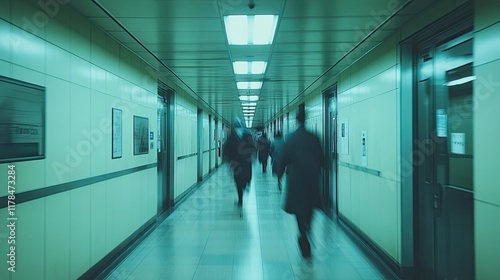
[324, 85, 338, 217]
[157, 84, 174, 214]
[415, 27, 474, 279]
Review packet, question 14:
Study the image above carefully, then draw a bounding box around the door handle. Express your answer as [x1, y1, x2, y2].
[434, 183, 443, 217]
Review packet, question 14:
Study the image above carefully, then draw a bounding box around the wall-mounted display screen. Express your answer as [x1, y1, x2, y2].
[0, 76, 45, 163]
[133, 116, 149, 155]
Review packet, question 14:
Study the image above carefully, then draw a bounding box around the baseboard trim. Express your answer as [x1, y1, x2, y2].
[338, 213, 402, 280]
[80, 215, 157, 280]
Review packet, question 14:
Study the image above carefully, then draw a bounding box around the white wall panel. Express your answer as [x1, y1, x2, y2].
[45, 77, 71, 185]
[173, 91, 198, 198]
[69, 83, 92, 181]
[12, 199, 45, 280]
[474, 1, 500, 277]
[69, 52, 91, 88]
[69, 187, 91, 279]
[475, 201, 500, 278]
[46, 45, 71, 81]
[45, 192, 70, 280]
[90, 182, 107, 267]
[89, 90, 107, 177]
[474, 60, 500, 206]
[11, 28, 46, 74]
[70, 13, 90, 60]
[335, 33, 401, 262]
[0, 59, 10, 77]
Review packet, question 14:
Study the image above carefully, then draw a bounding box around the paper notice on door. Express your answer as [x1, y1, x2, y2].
[451, 133, 465, 154]
[436, 109, 447, 137]
[339, 118, 349, 155]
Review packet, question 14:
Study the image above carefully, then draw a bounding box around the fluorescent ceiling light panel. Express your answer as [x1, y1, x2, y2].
[224, 15, 278, 45]
[233, 61, 248, 74]
[224, 15, 248, 44]
[249, 81, 262, 89]
[233, 61, 267, 74]
[241, 102, 257, 106]
[243, 110, 255, 113]
[239, 95, 259, 101]
[253, 15, 278, 44]
[237, 82, 262, 90]
[251, 61, 267, 74]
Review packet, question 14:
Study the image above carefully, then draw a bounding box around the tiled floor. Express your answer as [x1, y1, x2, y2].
[105, 162, 394, 280]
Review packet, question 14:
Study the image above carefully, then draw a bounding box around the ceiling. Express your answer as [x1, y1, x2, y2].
[69, 0, 435, 127]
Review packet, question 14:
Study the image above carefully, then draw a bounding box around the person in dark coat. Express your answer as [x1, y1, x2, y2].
[257, 132, 270, 173]
[270, 131, 285, 191]
[276, 109, 325, 259]
[223, 118, 255, 208]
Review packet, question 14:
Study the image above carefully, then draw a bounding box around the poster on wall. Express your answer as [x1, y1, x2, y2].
[339, 118, 349, 155]
[112, 108, 122, 159]
[133, 116, 149, 155]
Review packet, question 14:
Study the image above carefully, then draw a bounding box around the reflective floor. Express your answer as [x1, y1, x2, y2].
[105, 161, 394, 280]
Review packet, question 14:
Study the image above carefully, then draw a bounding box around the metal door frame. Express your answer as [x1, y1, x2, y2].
[323, 84, 338, 217]
[157, 82, 175, 214]
[400, 3, 473, 278]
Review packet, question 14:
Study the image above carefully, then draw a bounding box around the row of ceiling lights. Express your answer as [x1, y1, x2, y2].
[223, 14, 279, 128]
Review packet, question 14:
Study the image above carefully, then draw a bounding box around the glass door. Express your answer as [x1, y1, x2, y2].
[157, 96, 169, 213]
[415, 31, 475, 279]
[324, 85, 338, 217]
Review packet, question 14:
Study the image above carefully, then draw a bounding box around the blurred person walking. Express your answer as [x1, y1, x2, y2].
[276, 108, 325, 259]
[270, 131, 285, 191]
[257, 132, 270, 173]
[223, 118, 255, 209]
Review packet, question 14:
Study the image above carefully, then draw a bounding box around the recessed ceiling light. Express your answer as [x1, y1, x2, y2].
[224, 15, 279, 45]
[239, 95, 259, 101]
[241, 102, 257, 106]
[237, 82, 262, 90]
[233, 61, 267, 75]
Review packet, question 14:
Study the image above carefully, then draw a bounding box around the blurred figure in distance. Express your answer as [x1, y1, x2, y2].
[270, 130, 285, 191]
[257, 131, 270, 173]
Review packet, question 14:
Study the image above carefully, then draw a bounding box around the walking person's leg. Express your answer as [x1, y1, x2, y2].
[235, 176, 244, 207]
[295, 207, 313, 258]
